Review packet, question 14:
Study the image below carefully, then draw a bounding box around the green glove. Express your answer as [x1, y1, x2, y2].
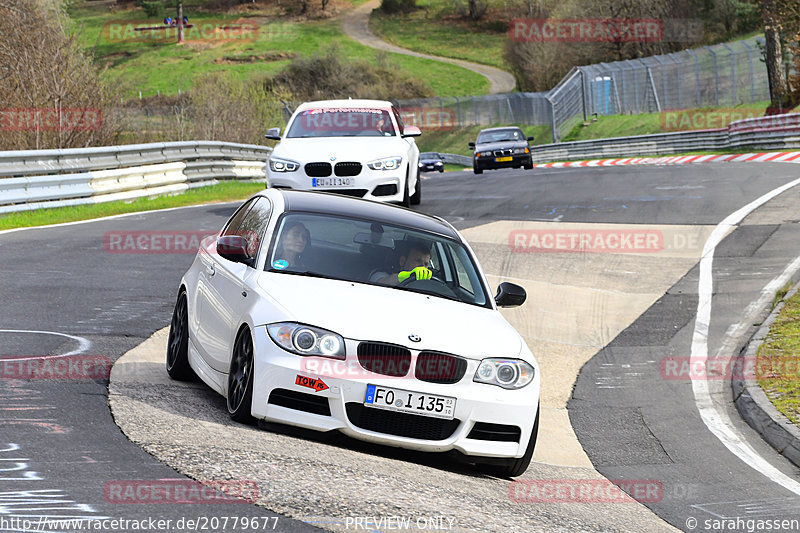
[398, 266, 432, 283]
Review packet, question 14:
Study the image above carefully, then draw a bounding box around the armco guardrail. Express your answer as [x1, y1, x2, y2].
[529, 112, 800, 164]
[0, 141, 271, 214]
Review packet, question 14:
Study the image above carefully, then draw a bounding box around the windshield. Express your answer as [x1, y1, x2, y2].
[286, 108, 396, 138]
[420, 152, 441, 159]
[267, 212, 491, 307]
[477, 129, 524, 143]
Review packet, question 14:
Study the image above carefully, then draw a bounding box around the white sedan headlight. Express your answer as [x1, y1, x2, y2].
[269, 157, 300, 172]
[267, 322, 345, 359]
[367, 156, 402, 171]
[474, 358, 535, 389]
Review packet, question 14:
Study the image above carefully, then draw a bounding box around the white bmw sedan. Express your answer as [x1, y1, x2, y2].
[265, 99, 422, 208]
[167, 189, 540, 477]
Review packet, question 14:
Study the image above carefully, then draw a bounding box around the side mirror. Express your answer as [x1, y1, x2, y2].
[402, 126, 422, 137]
[527, 136, 535, 142]
[495, 282, 526, 308]
[468, 142, 475, 150]
[217, 235, 253, 265]
[265, 127, 281, 141]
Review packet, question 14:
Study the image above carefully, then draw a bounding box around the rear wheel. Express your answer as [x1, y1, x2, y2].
[479, 403, 539, 478]
[166, 290, 194, 381]
[410, 173, 421, 205]
[227, 327, 256, 424]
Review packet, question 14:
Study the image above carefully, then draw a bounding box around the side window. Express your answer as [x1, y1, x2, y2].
[236, 198, 272, 260]
[392, 107, 405, 135]
[221, 197, 271, 262]
[222, 198, 257, 238]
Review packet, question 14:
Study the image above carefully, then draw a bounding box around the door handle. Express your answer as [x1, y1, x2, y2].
[205, 264, 216, 277]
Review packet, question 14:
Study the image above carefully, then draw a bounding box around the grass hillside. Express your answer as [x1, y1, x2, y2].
[68, 1, 489, 98]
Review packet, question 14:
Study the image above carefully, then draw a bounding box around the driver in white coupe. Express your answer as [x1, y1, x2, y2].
[370, 238, 434, 286]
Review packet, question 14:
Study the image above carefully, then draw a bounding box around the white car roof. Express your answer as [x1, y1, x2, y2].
[294, 99, 393, 112]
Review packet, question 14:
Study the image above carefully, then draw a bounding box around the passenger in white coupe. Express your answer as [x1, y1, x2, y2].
[272, 221, 310, 270]
[370, 238, 434, 286]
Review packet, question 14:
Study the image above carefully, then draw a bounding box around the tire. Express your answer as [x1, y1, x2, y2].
[473, 166, 483, 175]
[166, 290, 195, 381]
[524, 164, 533, 170]
[401, 171, 411, 208]
[410, 173, 422, 205]
[227, 327, 256, 424]
[480, 403, 539, 478]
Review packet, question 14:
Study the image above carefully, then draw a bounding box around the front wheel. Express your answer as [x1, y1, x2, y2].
[400, 180, 411, 208]
[227, 328, 256, 424]
[473, 166, 483, 175]
[479, 403, 539, 478]
[410, 173, 421, 205]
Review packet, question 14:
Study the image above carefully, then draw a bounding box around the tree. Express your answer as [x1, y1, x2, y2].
[762, 0, 789, 112]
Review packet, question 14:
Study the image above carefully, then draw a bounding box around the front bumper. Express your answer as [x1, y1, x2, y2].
[250, 327, 540, 459]
[474, 155, 532, 170]
[267, 167, 408, 203]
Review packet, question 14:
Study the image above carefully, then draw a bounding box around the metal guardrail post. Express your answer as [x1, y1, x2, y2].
[653, 55, 668, 109]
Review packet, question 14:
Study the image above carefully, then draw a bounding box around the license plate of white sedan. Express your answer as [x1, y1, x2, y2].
[364, 384, 456, 420]
[313, 177, 354, 187]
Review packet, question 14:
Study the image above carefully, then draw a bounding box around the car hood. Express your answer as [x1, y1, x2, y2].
[254, 273, 524, 360]
[272, 137, 409, 163]
[475, 141, 528, 151]
[419, 158, 443, 164]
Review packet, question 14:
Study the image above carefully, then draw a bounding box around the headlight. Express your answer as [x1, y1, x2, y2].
[269, 157, 299, 172]
[367, 156, 402, 171]
[513, 147, 530, 154]
[474, 358, 535, 389]
[479, 151, 494, 157]
[267, 322, 345, 359]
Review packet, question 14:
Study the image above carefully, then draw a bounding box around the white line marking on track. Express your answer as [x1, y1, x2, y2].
[0, 330, 91, 359]
[691, 174, 800, 496]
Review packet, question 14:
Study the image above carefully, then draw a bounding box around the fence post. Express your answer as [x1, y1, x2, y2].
[653, 55, 668, 109]
[579, 68, 587, 123]
[687, 49, 701, 107]
[743, 40, 755, 103]
[705, 46, 719, 106]
[547, 96, 557, 143]
[722, 42, 736, 104]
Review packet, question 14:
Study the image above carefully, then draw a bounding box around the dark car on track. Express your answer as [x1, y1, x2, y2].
[418, 152, 445, 173]
[469, 127, 534, 174]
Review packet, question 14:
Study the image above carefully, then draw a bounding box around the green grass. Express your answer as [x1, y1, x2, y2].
[69, 4, 489, 98]
[757, 286, 800, 427]
[562, 101, 779, 142]
[0, 181, 264, 231]
[370, 2, 509, 70]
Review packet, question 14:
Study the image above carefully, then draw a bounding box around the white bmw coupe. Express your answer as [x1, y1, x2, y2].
[167, 189, 540, 476]
[264, 99, 422, 208]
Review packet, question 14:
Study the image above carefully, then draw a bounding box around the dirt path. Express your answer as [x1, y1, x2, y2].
[340, 0, 516, 94]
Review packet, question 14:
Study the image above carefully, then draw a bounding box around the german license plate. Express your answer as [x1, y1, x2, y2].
[495, 156, 513, 162]
[313, 177, 354, 187]
[364, 384, 456, 420]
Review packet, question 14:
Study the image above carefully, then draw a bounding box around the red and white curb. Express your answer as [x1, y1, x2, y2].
[534, 151, 800, 168]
